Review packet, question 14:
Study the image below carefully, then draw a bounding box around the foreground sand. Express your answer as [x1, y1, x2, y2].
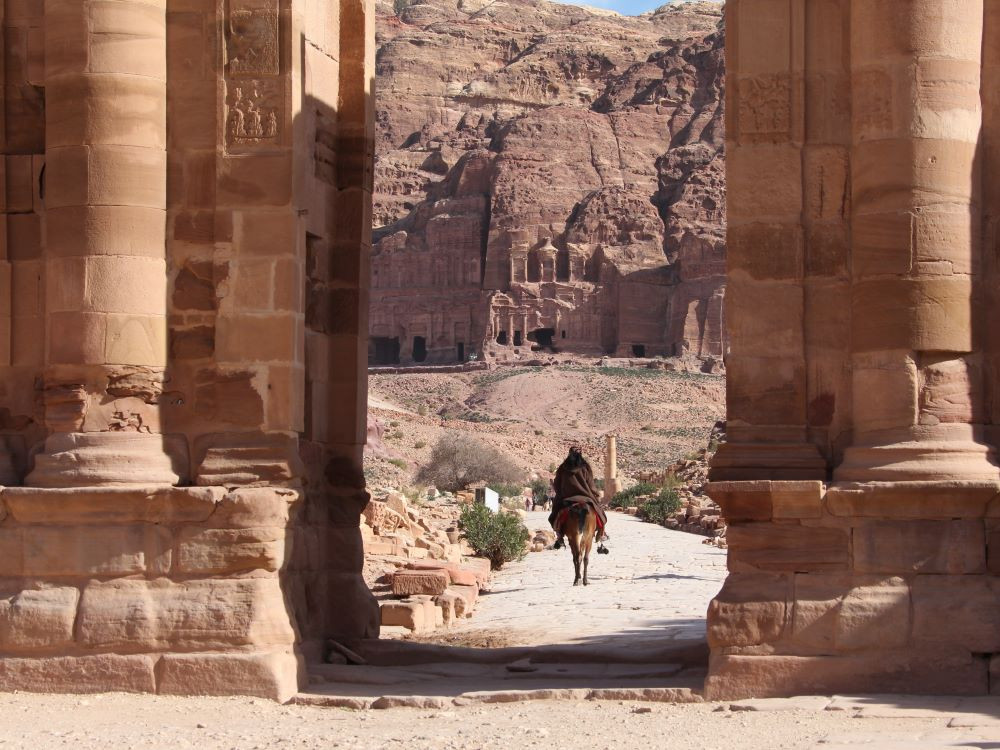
[4, 692, 1000, 749]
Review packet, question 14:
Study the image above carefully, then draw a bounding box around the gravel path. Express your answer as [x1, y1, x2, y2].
[445, 511, 727, 647]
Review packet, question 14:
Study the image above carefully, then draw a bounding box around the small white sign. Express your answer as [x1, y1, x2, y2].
[476, 487, 500, 513]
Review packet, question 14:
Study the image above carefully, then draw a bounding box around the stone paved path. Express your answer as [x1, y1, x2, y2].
[448, 510, 727, 646]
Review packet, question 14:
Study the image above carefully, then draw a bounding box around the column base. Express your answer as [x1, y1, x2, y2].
[834, 440, 1000, 483]
[26, 432, 188, 488]
[709, 442, 827, 481]
[0, 484, 305, 701]
[706, 480, 1000, 699]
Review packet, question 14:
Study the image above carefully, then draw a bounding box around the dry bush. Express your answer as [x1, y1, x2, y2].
[416, 433, 522, 492]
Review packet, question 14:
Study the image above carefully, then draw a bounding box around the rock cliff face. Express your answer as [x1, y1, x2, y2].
[370, 0, 725, 365]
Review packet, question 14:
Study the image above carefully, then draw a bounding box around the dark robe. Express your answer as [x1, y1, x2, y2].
[548, 458, 608, 534]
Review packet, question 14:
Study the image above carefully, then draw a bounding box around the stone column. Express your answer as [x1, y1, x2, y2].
[603, 434, 619, 501]
[29, 0, 181, 487]
[835, 0, 999, 482]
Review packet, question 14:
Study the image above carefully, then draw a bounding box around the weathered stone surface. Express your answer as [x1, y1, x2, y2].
[0, 586, 78, 651]
[1, 486, 223, 525]
[77, 578, 295, 651]
[157, 650, 301, 703]
[175, 527, 284, 574]
[707, 573, 789, 648]
[726, 523, 849, 573]
[912, 576, 1000, 652]
[789, 575, 909, 653]
[853, 520, 985, 575]
[705, 651, 988, 701]
[0, 655, 158, 694]
[22, 525, 172, 576]
[391, 570, 449, 596]
[379, 600, 428, 631]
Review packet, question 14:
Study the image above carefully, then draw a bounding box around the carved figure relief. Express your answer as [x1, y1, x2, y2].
[738, 75, 791, 137]
[226, 81, 281, 147]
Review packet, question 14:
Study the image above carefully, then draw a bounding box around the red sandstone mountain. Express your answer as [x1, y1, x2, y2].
[370, 0, 725, 365]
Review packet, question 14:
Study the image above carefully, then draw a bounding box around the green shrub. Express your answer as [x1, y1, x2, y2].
[529, 477, 549, 503]
[414, 441, 427, 450]
[638, 488, 683, 525]
[417, 404, 428, 416]
[458, 504, 530, 570]
[415, 433, 522, 492]
[490, 482, 524, 499]
[609, 481, 658, 509]
[388, 458, 407, 470]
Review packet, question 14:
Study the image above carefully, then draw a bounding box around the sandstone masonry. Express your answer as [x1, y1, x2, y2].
[708, 0, 1000, 699]
[0, 0, 378, 700]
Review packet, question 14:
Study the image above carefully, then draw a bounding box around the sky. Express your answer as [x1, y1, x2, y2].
[550, 0, 718, 17]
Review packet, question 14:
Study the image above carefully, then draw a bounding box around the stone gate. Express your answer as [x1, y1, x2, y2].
[1, 0, 998, 703]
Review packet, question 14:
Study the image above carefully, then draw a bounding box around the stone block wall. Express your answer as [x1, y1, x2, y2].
[706, 481, 1000, 698]
[711, 0, 1000, 699]
[0, 0, 379, 699]
[0, 486, 300, 700]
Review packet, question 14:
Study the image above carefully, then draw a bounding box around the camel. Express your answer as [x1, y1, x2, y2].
[560, 499, 597, 586]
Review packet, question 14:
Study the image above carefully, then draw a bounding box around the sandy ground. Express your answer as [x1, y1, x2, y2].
[431, 511, 726, 647]
[1, 691, 996, 750]
[365, 363, 725, 489]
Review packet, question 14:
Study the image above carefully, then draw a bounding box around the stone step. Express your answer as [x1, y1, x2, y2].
[342, 636, 708, 668]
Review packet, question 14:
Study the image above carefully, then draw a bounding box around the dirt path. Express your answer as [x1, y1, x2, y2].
[2, 691, 997, 750]
[439, 511, 726, 648]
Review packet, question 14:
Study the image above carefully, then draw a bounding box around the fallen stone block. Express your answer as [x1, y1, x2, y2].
[391, 570, 449, 596]
[404, 561, 478, 587]
[379, 600, 426, 631]
[450, 584, 479, 616]
[434, 592, 458, 625]
[461, 557, 491, 583]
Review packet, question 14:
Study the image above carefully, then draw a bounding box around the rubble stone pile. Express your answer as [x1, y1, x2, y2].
[618, 422, 728, 547]
[362, 489, 495, 635]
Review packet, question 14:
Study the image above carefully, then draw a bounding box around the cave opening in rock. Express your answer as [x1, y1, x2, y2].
[412, 336, 427, 362]
[372, 336, 401, 365]
[513, 330, 523, 346]
[527, 327, 556, 349]
[457, 342, 465, 361]
[632, 344, 646, 358]
[496, 330, 508, 345]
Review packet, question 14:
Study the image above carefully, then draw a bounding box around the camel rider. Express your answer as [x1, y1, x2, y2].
[548, 446, 609, 549]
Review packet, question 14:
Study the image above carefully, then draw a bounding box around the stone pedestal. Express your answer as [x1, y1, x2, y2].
[0, 485, 302, 700]
[705, 479, 1000, 699]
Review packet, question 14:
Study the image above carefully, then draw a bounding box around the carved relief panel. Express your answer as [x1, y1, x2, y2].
[223, 0, 285, 153]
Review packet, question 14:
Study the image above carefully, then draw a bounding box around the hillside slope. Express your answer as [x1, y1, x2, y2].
[370, 0, 726, 366]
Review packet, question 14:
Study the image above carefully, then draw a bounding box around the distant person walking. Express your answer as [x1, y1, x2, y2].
[549, 446, 609, 549]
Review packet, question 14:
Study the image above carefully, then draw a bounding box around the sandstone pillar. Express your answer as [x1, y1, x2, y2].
[29, 0, 180, 487]
[835, 0, 999, 482]
[603, 434, 619, 501]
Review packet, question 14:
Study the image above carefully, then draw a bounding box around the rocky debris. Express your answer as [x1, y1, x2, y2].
[530, 529, 556, 552]
[370, 0, 726, 366]
[615, 421, 727, 545]
[362, 489, 493, 635]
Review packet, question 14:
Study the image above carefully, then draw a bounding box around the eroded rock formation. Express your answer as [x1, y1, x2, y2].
[369, 0, 726, 365]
